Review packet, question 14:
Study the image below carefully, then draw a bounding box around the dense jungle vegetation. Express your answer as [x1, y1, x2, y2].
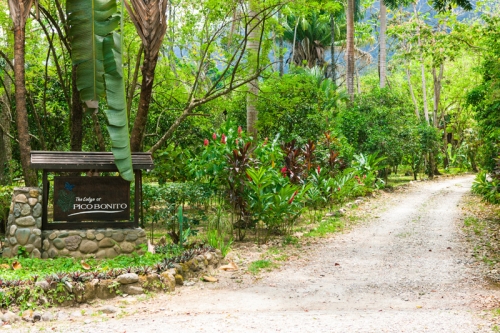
[0, 0, 499, 253]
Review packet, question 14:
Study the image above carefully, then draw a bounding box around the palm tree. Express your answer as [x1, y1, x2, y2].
[7, 0, 38, 186]
[124, 0, 168, 152]
[283, 12, 332, 68]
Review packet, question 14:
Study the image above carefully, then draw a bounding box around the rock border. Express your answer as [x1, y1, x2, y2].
[0, 248, 222, 323]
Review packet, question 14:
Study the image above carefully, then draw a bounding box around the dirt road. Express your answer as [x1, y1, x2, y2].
[18, 175, 499, 332]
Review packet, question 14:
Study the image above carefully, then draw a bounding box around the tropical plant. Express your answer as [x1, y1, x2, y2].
[67, 0, 133, 181]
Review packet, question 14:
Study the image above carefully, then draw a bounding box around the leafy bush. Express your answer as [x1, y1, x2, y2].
[472, 172, 500, 204]
[0, 186, 13, 234]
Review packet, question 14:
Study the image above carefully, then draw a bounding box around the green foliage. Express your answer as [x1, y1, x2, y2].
[248, 259, 275, 274]
[257, 72, 333, 142]
[466, 15, 500, 175]
[472, 172, 500, 204]
[205, 230, 233, 257]
[338, 88, 421, 168]
[0, 185, 13, 232]
[67, 0, 133, 181]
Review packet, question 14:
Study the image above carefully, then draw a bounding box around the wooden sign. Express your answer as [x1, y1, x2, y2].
[53, 176, 130, 222]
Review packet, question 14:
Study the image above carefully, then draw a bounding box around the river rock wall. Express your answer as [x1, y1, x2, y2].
[2, 187, 43, 258]
[41, 228, 147, 259]
[2, 187, 146, 259]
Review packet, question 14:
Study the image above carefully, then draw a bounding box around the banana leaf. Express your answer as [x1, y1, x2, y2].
[67, 0, 133, 181]
[67, 0, 119, 101]
[103, 32, 134, 181]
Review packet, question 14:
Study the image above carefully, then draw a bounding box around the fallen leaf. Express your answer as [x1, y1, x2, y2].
[202, 276, 218, 283]
[0, 264, 10, 270]
[335, 263, 340, 266]
[80, 260, 91, 270]
[220, 261, 238, 271]
[12, 261, 21, 270]
[416, 305, 422, 309]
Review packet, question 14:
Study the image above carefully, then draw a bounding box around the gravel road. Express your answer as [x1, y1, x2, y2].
[14, 175, 500, 332]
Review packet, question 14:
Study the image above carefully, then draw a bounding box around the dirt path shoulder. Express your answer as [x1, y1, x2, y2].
[15, 175, 500, 333]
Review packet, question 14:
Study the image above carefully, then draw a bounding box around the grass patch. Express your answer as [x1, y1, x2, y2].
[305, 217, 344, 237]
[248, 259, 276, 274]
[0, 249, 180, 282]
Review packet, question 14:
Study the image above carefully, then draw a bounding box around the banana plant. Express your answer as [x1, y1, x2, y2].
[67, 0, 133, 181]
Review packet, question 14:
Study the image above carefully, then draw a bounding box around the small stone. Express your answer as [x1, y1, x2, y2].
[33, 236, 41, 248]
[16, 228, 31, 245]
[53, 238, 65, 250]
[96, 249, 106, 259]
[36, 217, 42, 228]
[117, 273, 139, 285]
[22, 309, 34, 322]
[174, 274, 184, 285]
[43, 239, 50, 250]
[120, 242, 135, 253]
[33, 311, 42, 322]
[98, 237, 115, 248]
[14, 207, 21, 217]
[15, 194, 27, 203]
[31, 248, 41, 258]
[104, 230, 113, 237]
[8, 213, 14, 224]
[86, 230, 95, 240]
[29, 189, 39, 197]
[65, 235, 82, 251]
[60, 249, 70, 256]
[112, 231, 125, 242]
[33, 203, 42, 218]
[79, 240, 99, 254]
[9, 237, 17, 245]
[9, 224, 17, 236]
[2, 310, 20, 323]
[105, 247, 119, 258]
[32, 228, 41, 236]
[100, 306, 119, 314]
[41, 312, 54, 322]
[59, 232, 69, 238]
[16, 216, 36, 226]
[48, 248, 58, 258]
[20, 203, 31, 216]
[137, 229, 146, 237]
[125, 233, 138, 242]
[25, 244, 34, 253]
[2, 248, 10, 257]
[28, 198, 38, 206]
[121, 284, 143, 295]
[49, 232, 58, 240]
[28, 233, 37, 244]
[95, 233, 105, 241]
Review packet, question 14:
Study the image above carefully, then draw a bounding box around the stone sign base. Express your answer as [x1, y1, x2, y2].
[41, 228, 147, 259]
[2, 187, 147, 259]
[3, 187, 42, 258]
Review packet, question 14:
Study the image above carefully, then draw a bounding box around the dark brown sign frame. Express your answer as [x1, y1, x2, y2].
[30, 151, 154, 230]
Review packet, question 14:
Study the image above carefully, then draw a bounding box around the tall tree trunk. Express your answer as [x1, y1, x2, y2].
[130, 53, 158, 151]
[330, 13, 336, 83]
[125, 0, 168, 152]
[346, 0, 355, 102]
[432, 63, 444, 128]
[91, 110, 106, 152]
[413, 4, 429, 124]
[278, 11, 284, 77]
[9, 0, 38, 186]
[0, 72, 12, 185]
[405, 63, 420, 120]
[246, 3, 260, 139]
[379, 1, 387, 88]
